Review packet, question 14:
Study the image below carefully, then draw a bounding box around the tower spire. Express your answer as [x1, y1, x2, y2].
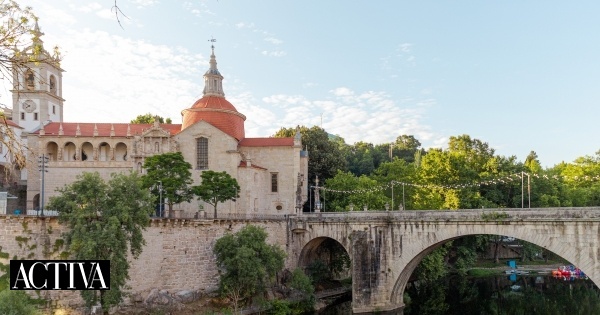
[202, 38, 225, 97]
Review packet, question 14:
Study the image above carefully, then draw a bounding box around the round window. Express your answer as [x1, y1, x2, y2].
[276, 205, 283, 211]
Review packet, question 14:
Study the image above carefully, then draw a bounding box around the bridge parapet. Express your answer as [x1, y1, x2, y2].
[294, 207, 600, 223]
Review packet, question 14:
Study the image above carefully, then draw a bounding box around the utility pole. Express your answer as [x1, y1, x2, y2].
[38, 154, 49, 216]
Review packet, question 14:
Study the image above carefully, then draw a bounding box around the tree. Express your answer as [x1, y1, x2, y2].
[193, 170, 239, 219]
[214, 225, 286, 310]
[274, 126, 346, 183]
[47, 172, 154, 314]
[130, 113, 172, 124]
[1, 1, 56, 173]
[141, 152, 193, 214]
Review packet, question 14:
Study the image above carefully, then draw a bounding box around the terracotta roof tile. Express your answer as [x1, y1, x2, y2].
[182, 95, 246, 140]
[239, 137, 294, 147]
[34, 123, 182, 137]
[4, 119, 23, 129]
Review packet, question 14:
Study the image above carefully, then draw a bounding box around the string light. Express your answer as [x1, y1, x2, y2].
[312, 172, 600, 195]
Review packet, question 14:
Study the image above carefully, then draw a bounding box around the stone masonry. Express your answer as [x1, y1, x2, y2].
[0, 215, 290, 314]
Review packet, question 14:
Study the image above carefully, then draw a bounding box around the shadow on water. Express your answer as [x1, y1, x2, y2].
[311, 275, 600, 315]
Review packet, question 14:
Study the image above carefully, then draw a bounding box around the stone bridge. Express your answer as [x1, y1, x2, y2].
[286, 208, 600, 313]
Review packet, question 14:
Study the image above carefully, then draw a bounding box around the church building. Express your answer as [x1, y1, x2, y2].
[12, 23, 308, 217]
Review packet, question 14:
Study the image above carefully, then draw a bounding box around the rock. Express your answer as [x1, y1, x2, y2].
[175, 290, 197, 303]
[144, 288, 159, 305]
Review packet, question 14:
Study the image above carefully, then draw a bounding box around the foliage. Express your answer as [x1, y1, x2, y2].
[0, 1, 49, 173]
[130, 113, 172, 124]
[142, 152, 193, 213]
[290, 268, 314, 296]
[305, 260, 329, 284]
[47, 172, 154, 313]
[193, 170, 240, 219]
[213, 225, 286, 308]
[480, 211, 509, 221]
[287, 268, 316, 313]
[0, 290, 41, 315]
[274, 126, 346, 184]
[265, 299, 292, 315]
[324, 170, 389, 211]
[414, 243, 451, 282]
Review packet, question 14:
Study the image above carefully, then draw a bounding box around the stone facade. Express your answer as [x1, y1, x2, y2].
[11, 24, 308, 216]
[0, 215, 291, 314]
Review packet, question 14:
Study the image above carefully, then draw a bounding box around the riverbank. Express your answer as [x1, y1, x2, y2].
[468, 261, 565, 277]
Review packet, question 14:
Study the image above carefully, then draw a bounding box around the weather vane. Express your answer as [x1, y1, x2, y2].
[208, 37, 216, 48]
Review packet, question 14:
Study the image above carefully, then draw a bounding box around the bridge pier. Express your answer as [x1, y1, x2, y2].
[350, 227, 405, 313]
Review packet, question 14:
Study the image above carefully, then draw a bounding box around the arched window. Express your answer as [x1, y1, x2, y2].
[49, 75, 57, 94]
[25, 70, 35, 90]
[196, 137, 208, 170]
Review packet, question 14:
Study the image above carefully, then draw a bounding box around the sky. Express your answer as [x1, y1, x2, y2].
[5, 1, 600, 167]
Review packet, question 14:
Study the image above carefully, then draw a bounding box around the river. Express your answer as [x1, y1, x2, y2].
[316, 274, 600, 315]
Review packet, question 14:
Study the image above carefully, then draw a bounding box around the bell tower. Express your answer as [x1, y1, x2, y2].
[11, 19, 64, 132]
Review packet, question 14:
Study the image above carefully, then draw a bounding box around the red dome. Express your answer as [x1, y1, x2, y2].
[181, 96, 246, 140]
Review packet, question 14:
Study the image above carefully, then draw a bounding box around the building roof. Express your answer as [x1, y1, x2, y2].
[181, 47, 246, 140]
[239, 137, 294, 147]
[238, 161, 268, 170]
[3, 119, 23, 129]
[34, 122, 182, 137]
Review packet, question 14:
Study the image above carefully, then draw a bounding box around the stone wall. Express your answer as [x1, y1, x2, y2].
[0, 215, 291, 314]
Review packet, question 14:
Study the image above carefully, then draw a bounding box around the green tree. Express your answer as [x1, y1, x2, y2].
[274, 126, 346, 183]
[142, 152, 193, 214]
[214, 225, 286, 311]
[130, 113, 172, 124]
[193, 170, 240, 219]
[47, 172, 154, 314]
[323, 170, 388, 211]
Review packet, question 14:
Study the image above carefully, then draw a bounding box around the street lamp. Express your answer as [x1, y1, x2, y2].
[38, 154, 49, 216]
[158, 181, 163, 217]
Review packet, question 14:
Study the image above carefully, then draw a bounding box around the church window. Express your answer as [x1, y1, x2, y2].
[49, 75, 57, 94]
[271, 173, 278, 193]
[155, 142, 160, 152]
[33, 113, 38, 121]
[25, 70, 35, 90]
[20, 112, 25, 120]
[52, 105, 55, 114]
[196, 137, 208, 169]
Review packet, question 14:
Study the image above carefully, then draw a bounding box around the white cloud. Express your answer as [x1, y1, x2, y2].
[130, 0, 158, 8]
[264, 37, 283, 45]
[241, 87, 439, 146]
[46, 29, 205, 124]
[398, 43, 412, 53]
[261, 50, 286, 57]
[96, 8, 114, 20]
[73, 2, 102, 13]
[235, 22, 255, 29]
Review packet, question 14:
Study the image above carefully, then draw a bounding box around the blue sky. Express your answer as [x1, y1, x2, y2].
[7, 1, 600, 167]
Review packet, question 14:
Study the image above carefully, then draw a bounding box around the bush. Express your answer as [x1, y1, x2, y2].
[0, 290, 41, 315]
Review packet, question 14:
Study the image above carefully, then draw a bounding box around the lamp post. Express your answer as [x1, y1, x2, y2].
[38, 154, 49, 216]
[158, 181, 163, 217]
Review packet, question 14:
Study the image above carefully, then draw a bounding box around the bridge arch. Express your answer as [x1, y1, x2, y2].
[389, 227, 600, 308]
[298, 237, 351, 280]
[290, 209, 600, 313]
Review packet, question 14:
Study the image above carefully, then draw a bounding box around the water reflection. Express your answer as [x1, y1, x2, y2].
[315, 275, 600, 315]
[405, 274, 600, 315]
